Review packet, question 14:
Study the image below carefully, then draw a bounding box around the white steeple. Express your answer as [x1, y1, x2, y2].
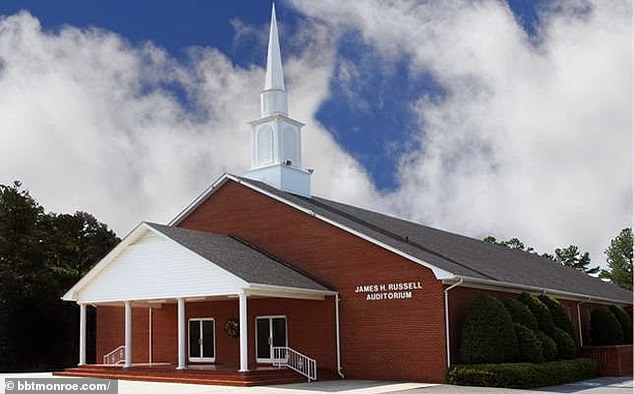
[243, 4, 312, 197]
[260, 3, 288, 117]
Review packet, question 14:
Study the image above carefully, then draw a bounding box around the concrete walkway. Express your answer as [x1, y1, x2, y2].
[0, 373, 434, 394]
[1, 372, 632, 394]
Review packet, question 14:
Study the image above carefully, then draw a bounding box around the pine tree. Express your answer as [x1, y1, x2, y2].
[599, 228, 633, 290]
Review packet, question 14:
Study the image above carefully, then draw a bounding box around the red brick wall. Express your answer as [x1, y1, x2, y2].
[176, 180, 447, 382]
[581, 345, 634, 376]
[150, 303, 177, 363]
[96, 305, 149, 364]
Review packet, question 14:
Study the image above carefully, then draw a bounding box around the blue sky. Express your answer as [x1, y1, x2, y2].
[0, 0, 544, 191]
[0, 0, 629, 266]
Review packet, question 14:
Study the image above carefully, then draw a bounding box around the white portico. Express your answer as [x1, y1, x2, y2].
[62, 222, 334, 372]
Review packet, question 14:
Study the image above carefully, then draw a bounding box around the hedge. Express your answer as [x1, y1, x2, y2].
[535, 330, 558, 361]
[503, 298, 538, 330]
[447, 358, 598, 388]
[514, 323, 543, 363]
[519, 293, 556, 335]
[609, 305, 633, 344]
[591, 308, 624, 345]
[539, 295, 575, 338]
[460, 295, 519, 364]
[551, 327, 577, 359]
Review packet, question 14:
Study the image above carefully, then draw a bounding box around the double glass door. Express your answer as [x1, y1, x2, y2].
[189, 318, 215, 362]
[256, 316, 287, 363]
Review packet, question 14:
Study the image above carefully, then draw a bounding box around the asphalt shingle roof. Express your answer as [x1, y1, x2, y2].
[237, 176, 632, 304]
[146, 222, 332, 293]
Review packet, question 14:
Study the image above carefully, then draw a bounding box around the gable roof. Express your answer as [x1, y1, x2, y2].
[63, 222, 333, 303]
[170, 174, 632, 304]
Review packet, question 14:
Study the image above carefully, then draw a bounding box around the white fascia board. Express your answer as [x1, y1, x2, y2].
[247, 283, 337, 300]
[62, 222, 151, 301]
[168, 173, 455, 280]
[443, 275, 632, 305]
[76, 291, 246, 305]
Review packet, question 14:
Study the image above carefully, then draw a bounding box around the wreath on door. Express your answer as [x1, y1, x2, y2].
[224, 317, 239, 338]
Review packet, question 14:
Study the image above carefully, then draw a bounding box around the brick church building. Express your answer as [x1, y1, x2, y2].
[60, 5, 632, 385]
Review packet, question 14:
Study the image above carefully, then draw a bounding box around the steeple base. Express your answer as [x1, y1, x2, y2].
[244, 164, 311, 197]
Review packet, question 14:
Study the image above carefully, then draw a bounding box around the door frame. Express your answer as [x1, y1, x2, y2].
[188, 317, 216, 363]
[255, 315, 287, 363]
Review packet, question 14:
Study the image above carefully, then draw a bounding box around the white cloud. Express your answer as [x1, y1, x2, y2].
[290, 0, 632, 264]
[0, 11, 377, 236]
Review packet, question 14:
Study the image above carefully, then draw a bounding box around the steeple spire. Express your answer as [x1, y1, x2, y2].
[264, 3, 285, 91]
[260, 3, 288, 117]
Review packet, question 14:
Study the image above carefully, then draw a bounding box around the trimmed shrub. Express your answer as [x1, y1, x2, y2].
[514, 323, 543, 362]
[609, 305, 633, 344]
[551, 327, 577, 359]
[535, 330, 558, 361]
[503, 298, 538, 330]
[519, 293, 556, 335]
[591, 308, 624, 345]
[539, 295, 575, 338]
[460, 295, 519, 364]
[447, 358, 598, 388]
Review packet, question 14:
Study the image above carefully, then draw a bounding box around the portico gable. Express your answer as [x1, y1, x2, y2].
[64, 224, 248, 304]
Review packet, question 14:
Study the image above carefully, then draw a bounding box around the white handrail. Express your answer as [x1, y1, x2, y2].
[103, 345, 126, 365]
[272, 346, 317, 382]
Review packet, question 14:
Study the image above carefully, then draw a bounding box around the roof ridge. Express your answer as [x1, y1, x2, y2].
[228, 234, 338, 291]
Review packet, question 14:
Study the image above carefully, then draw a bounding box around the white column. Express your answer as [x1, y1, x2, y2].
[239, 292, 248, 372]
[124, 301, 132, 368]
[177, 298, 186, 370]
[78, 304, 87, 366]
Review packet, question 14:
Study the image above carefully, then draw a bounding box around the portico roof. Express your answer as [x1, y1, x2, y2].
[62, 222, 335, 304]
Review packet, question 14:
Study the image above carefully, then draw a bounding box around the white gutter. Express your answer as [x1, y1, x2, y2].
[443, 275, 628, 306]
[444, 278, 464, 368]
[149, 308, 153, 364]
[335, 293, 344, 379]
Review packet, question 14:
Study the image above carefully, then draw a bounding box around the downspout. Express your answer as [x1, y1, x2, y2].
[335, 293, 345, 379]
[149, 307, 153, 364]
[444, 278, 464, 368]
[577, 298, 591, 347]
